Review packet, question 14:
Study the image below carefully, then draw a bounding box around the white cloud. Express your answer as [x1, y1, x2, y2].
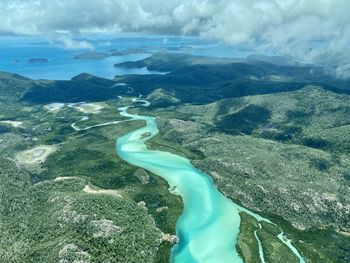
[51, 36, 95, 50]
[1, 0, 350, 71]
[327, 64, 350, 80]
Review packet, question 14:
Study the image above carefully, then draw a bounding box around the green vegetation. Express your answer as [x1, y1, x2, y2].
[236, 212, 307, 263]
[74, 52, 109, 60]
[260, 214, 350, 263]
[0, 158, 163, 262]
[215, 104, 271, 135]
[146, 89, 181, 108]
[0, 74, 182, 262]
[2, 51, 350, 262]
[143, 85, 350, 262]
[236, 213, 261, 263]
[115, 52, 350, 104]
[257, 222, 298, 263]
[18, 52, 350, 106]
[21, 73, 129, 104]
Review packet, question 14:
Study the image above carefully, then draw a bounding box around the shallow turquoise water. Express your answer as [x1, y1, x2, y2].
[115, 99, 306, 262]
[116, 102, 242, 262]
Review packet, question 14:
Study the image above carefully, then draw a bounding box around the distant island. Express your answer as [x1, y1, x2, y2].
[110, 48, 146, 56]
[73, 52, 109, 60]
[73, 49, 148, 61]
[28, 58, 49, 63]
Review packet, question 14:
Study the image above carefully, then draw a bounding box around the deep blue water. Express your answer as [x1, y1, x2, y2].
[0, 35, 253, 80]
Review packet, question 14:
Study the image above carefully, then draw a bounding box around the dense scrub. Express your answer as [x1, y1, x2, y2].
[0, 94, 181, 262]
[146, 86, 350, 262]
[2, 52, 350, 262]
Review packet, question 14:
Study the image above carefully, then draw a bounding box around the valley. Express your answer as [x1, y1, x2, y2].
[0, 52, 349, 262]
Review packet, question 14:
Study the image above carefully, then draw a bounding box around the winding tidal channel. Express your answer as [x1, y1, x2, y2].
[75, 97, 306, 263]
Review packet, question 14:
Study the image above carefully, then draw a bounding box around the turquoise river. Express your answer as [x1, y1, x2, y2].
[111, 97, 306, 263]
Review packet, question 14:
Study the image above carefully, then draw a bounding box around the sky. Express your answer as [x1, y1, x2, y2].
[1, 0, 350, 77]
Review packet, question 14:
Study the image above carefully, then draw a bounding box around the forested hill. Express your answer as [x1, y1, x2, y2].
[3, 52, 350, 105]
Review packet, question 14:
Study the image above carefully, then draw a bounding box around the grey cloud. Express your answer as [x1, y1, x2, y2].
[1, 0, 350, 74]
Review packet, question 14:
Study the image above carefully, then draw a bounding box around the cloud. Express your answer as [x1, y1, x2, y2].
[51, 36, 95, 50]
[1, 0, 350, 72]
[327, 64, 350, 80]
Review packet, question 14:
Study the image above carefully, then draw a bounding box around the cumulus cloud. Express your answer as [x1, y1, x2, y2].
[1, 0, 350, 73]
[51, 36, 94, 50]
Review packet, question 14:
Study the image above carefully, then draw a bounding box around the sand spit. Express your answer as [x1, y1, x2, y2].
[83, 184, 123, 198]
[0, 120, 23, 127]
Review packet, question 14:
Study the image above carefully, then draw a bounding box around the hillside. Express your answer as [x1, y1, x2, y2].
[21, 73, 129, 104]
[115, 53, 350, 103]
[1, 52, 350, 262]
[0, 76, 181, 262]
[18, 53, 350, 106]
[141, 85, 350, 262]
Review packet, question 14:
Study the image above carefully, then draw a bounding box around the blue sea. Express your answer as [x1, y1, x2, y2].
[0, 35, 253, 80]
